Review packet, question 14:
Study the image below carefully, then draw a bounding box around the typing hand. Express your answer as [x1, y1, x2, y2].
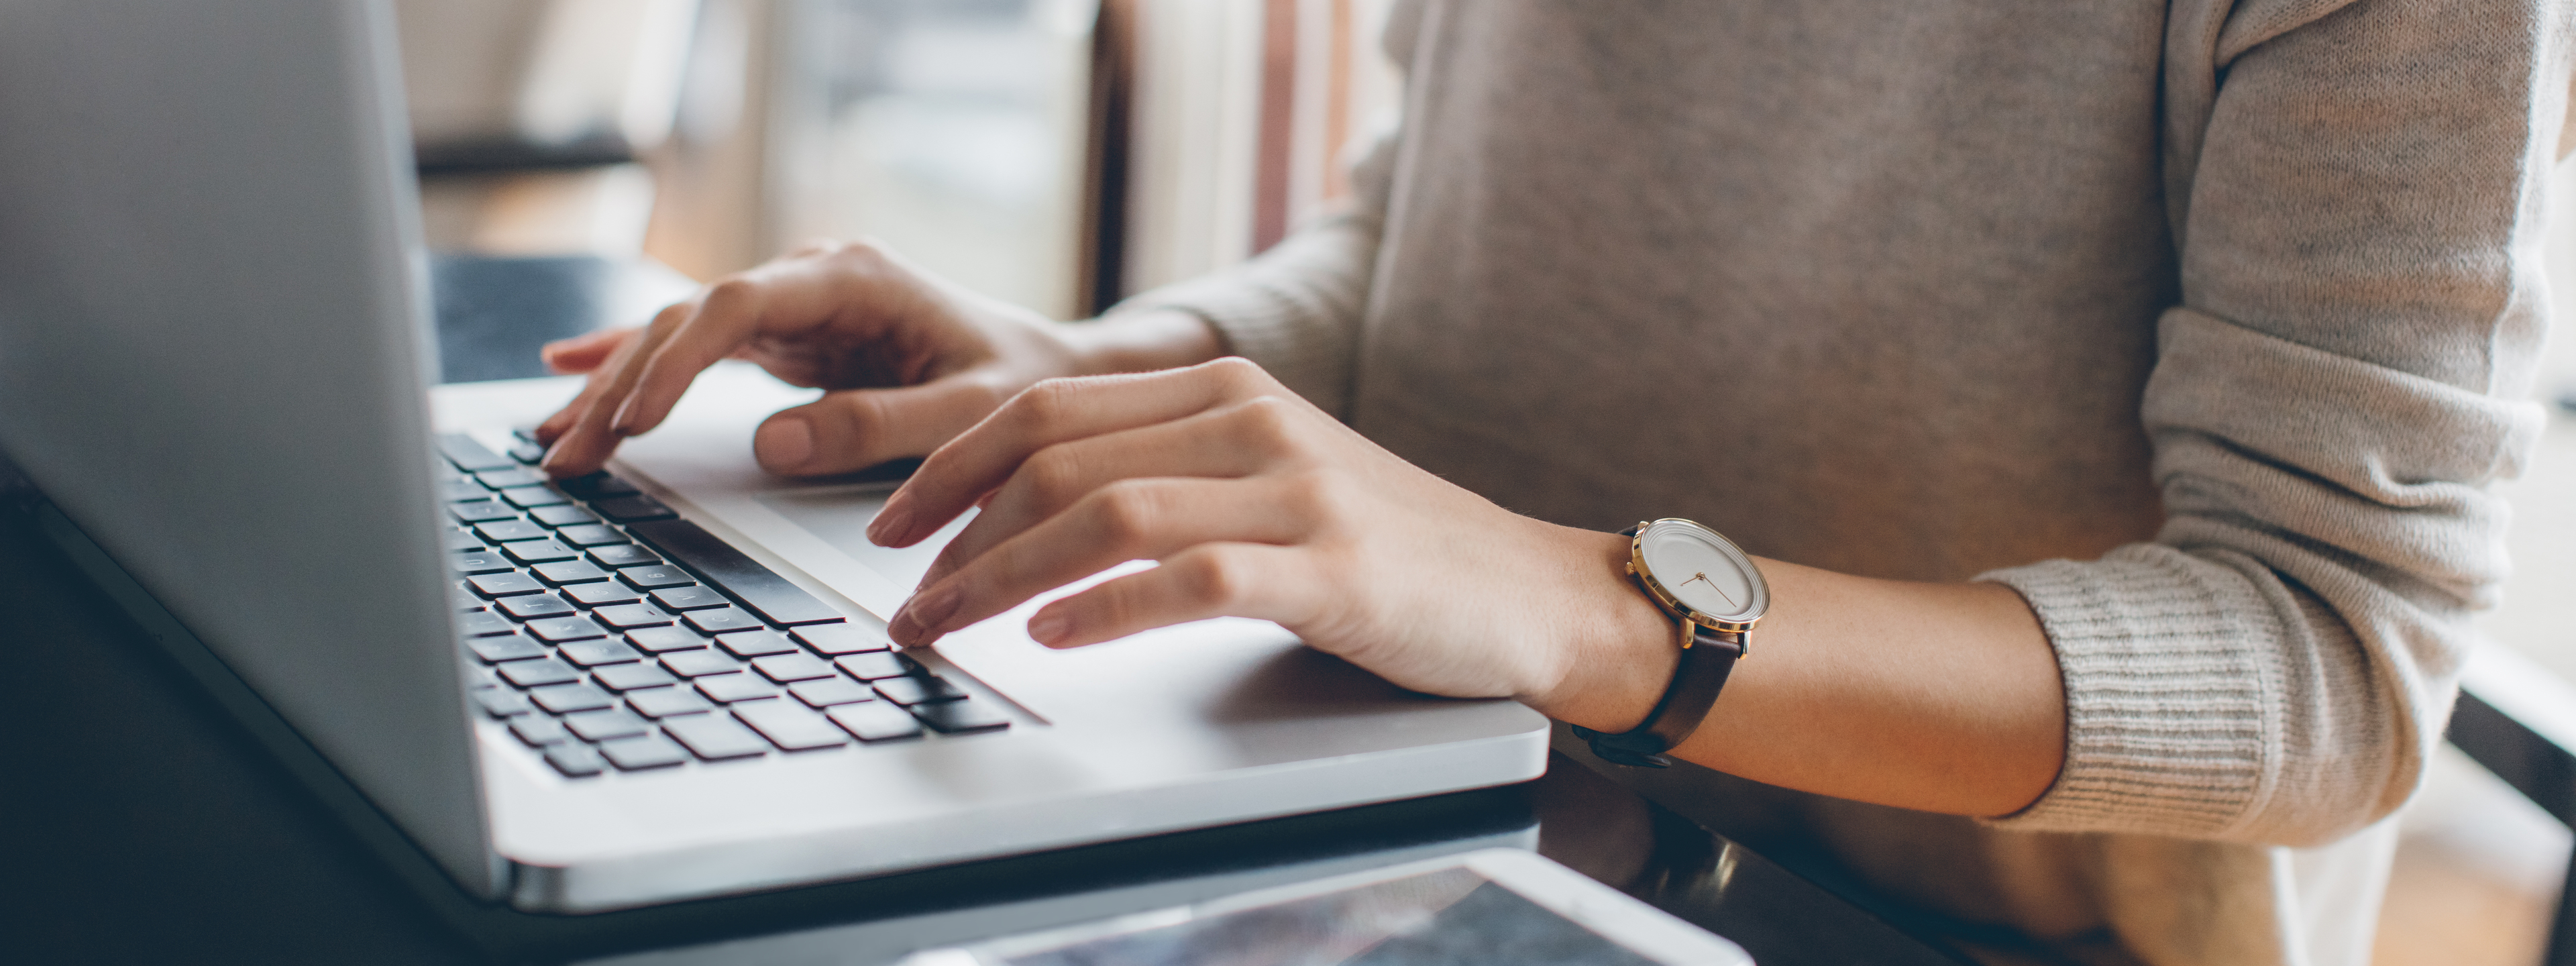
[869, 358, 1676, 709]
[532, 240, 1086, 479]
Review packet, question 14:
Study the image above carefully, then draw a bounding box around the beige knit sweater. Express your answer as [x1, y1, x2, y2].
[1122, 1, 2570, 963]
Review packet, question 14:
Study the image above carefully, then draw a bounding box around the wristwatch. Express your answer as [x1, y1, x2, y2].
[1571, 519, 1768, 767]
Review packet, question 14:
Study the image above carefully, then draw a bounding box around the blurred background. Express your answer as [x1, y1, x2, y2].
[397, 0, 1399, 322]
[389, 5, 2576, 965]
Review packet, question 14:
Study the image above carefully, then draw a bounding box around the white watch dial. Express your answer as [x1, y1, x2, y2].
[1639, 519, 1766, 624]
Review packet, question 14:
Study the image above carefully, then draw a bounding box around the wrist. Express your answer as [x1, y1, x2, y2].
[1520, 527, 1682, 735]
[1055, 309, 1226, 376]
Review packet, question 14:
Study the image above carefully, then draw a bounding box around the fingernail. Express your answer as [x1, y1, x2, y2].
[897, 582, 961, 638]
[609, 401, 639, 436]
[867, 494, 912, 546]
[1026, 611, 1071, 646]
[755, 418, 813, 472]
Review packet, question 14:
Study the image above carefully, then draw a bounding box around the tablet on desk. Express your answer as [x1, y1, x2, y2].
[901, 849, 1752, 966]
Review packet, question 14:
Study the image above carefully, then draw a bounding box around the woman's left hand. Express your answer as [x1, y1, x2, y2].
[871, 358, 1675, 720]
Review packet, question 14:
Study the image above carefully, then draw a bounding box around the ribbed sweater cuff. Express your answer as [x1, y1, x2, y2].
[1109, 220, 1371, 416]
[1976, 546, 2279, 838]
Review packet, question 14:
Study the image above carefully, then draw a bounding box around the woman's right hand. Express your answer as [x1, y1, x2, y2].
[532, 239, 1219, 479]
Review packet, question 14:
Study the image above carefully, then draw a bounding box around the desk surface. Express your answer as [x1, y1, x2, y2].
[0, 492, 1972, 965]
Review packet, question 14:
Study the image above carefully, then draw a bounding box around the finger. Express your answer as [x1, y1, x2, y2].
[1024, 543, 1317, 649]
[534, 327, 649, 444]
[913, 402, 1293, 588]
[887, 475, 1322, 644]
[872, 358, 1287, 548]
[538, 301, 690, 476]
[608, 246, 926, 438]
[754, 376, 1007, 476]
[540, 326, 637, 375]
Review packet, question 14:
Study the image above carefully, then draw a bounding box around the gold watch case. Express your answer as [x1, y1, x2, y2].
[1625, 518, 1769, 655]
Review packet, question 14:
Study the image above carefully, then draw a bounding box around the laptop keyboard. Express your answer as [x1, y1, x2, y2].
[436, 431, 1010, 779]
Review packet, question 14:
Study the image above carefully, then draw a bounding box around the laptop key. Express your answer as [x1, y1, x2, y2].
[563, 708, 652, 743]
[441, 528, 485, 552]
[594, 494, 678, 523]
[587, 544, 659, 568]
[449, 549, 516, 574]
[529, 682, 618, 714]
[526, 616, 610, 644]
[663, 714, 769, 760]
[437, 433, 515, 472]
[498, 658, 584, 689]
[649, 586, 727, 610]
[471, 688, 532, 718]
[458, 610, 517, 637]
[659, 649, 741, 678]
[501, 539, 580, 565]
[734, 701, 848, 751]
[833, 652, 910, 681]
[626, 627, 706, 654]
[557, 472, 641, 500]
[449, 500, 519, 524]
[910, 699, 1011, 734]
[827, 702, 924, 743]
[531, 504, 599, 528]
[619, 565, 694, 590]
[556, 525, 630, 548]
[496, 593, 577, 621]
[788, 678, 874, 708]
[565, 580, 646, 608]
[475, 467, 543, 490]
[593, 661, 678, 693]
[792, 623, 885, 655]
[597, 734, 690, 771]
[874, 675, 967, 706]
[626, 686, 712, 719]
[714, 630, 799, 659]
[684, 607, 763, 635]
[510, 716, 572, 747]
[543, 744, 608, 777]
[473, 519, 547, 543]
[532, 560, 608, 585]
[625, 519, 845, 626]
[751, 653, 834, 684]
[694, 673, 777, 704]
[466, 635, 547, 664]
[449, 583, 484, 610]
[500, 485, 570, 508]
[591, 603, 674, 629]
[508, 441, 545, 465]
[557, 637, 640, 667]
[467, 572, 545, 598]
[438, 478, 491, 502]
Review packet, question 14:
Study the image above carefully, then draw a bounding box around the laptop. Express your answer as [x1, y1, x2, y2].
[0, 0, 1548, 916]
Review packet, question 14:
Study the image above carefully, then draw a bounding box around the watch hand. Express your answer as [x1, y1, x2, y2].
[1680, 571, 1738, 608]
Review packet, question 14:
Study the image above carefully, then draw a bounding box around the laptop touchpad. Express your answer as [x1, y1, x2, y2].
[757, 485, 969, 592]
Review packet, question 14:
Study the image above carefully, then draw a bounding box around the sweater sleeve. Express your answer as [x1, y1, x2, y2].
[1978, 0, 2566, 845]
[1106, 127, 1400, 418]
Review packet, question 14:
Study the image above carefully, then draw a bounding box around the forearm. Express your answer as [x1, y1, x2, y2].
[1529, 528, 2065, 818]
[1056, 309, 1226, 376]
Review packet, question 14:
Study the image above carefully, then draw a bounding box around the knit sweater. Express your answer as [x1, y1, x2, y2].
[1120, 1, 2569, 963]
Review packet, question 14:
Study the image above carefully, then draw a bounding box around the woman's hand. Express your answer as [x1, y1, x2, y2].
[872, 358, 1681, 719]
[533, 239, 1220, 479]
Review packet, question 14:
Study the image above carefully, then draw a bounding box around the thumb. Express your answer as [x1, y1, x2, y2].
[755, 376, 1005, 476]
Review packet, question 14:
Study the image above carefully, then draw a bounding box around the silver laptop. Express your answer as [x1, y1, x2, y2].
[0, 0, 1547, 914]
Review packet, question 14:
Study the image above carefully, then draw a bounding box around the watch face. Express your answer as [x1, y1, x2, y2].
[1638, 519, 1767, 625]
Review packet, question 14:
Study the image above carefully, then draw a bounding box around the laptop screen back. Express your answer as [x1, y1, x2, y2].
[0, 0, 494, 898]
